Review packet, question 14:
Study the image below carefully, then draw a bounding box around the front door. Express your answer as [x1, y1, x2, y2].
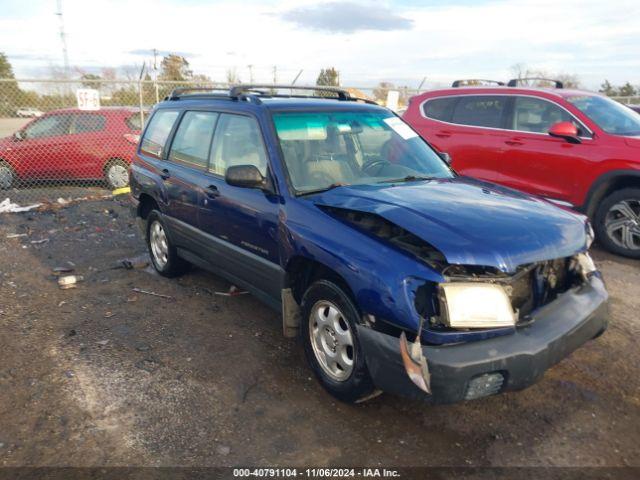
[11, 113, 73, 181]
[499, 96, 593, 204]
[199, 112, 282, 302]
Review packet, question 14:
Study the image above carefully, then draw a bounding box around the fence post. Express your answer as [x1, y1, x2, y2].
[138, 79, 145, 127]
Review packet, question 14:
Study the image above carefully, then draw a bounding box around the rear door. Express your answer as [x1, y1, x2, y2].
[442, 95, 511, 182]
[499, 95, 594, 204]
[65, 113, 107, 179]
[163, 110, 219, 241]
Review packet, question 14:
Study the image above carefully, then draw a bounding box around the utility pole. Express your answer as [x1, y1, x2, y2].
[152, 48, 159, 103]
[247, 64, 254, 83]
[55, 0, 70, 78]
[272, 65, 277, 86]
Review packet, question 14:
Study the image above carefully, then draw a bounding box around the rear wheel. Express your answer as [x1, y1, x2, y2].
[301, 280, 375, 403]
[104, 159, 129, 189]
[146, 210, 190, 277]
[594, 188, 640, 258]
[0, 161, 16, 190]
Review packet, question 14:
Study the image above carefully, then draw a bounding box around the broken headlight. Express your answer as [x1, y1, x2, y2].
[586, 222, 595, 249]
[575, 252, 597, 280]
[440, 283, 516, 329]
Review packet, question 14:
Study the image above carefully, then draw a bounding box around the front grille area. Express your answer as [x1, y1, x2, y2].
[508, 257, 574, 320]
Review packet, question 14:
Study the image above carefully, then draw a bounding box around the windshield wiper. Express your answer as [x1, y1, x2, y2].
[377, 175, 433, 184]
[297, 183, 349, 197]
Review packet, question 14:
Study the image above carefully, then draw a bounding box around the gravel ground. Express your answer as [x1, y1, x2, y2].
[0, 197, 638, 470]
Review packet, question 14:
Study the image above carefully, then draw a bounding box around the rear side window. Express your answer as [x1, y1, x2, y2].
[140, 110, 179, 158]
[168, 111, 218, 169]
[512, 97, 574, 133]
[451, 96, 507, 128]
[209, 114, 268, 176]
[422, 97, 457, 122]
[71, 114, 106, 133]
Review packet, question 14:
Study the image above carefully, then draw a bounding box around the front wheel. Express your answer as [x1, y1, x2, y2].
[301, 280, 375, 403]
[594, 188, 640, 258]
[0, 162, 16, 190]
[104, 159, 130, 190]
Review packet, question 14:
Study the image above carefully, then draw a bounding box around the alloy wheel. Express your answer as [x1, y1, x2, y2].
[605, 199, 640, 251]
[0, 164, 14, 189]
[107, 164, 129, 189]
[149, 221, 169, 268]
[309, 300, 355, 381]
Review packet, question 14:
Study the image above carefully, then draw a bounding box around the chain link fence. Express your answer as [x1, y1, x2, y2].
[0, 77, 638, 208]
[0, 78, 397, 207]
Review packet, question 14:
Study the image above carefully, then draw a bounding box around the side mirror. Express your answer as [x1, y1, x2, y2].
[225, 164, 266, 189]
[438, 151, 452, 164]
[548, 121, 581, 144]
[13, 130, 25, 141]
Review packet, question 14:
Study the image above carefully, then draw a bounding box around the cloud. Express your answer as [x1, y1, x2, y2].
[279, 2, 413, 33]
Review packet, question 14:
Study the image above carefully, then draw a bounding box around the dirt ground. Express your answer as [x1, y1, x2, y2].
[0, 196, 639, 470]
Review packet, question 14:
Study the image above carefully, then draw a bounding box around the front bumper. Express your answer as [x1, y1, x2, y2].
[357, 275, 609, 404]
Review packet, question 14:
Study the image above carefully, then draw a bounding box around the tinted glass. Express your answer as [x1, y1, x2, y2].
[168, 111, 218, 169]
[451, 96, 506, 128]
[140, 110, 179, 158]
[273, 111, 453, 194]
[512, 97, 575, 133]
[422, 97, 457, 122]
[567, 95, 640, 136]
[209, 114, 268, 176]
[72, 114, 106, 133]
[24, 115, 71, 138]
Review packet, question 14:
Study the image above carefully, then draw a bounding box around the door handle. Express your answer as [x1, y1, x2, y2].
[160, 168, 170, 180]
[205, 185, 220, 198]
[505, 139, 524, 146]
[435, 131, 452, 138]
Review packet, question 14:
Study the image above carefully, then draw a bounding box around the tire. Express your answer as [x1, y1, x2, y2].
[146, 210, 190, 277]
[0, 161, 16, 190]
[301, 279, 375, 403]
[594, 188, 640, 259]
[104, 159, 130, 190]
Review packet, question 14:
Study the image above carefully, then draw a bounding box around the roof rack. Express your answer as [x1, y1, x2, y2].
[452, 79, 505, 88]
[166, 86, 230, 100]
[230, 84, 351, 101]
[166, 84, 379, 105]
[507, 78, 564, 88]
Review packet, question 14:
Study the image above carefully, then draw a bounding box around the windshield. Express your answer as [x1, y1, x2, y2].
[273, 111, 453, 194]
[567, 95, 640, 136]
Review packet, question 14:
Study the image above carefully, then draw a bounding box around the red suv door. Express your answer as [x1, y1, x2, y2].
[408, 94, 511, 183]
[9, 113, 73, 181]
[498, 95, 595, 205]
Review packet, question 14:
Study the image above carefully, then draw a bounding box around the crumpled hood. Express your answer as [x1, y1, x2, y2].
[312, 177, 588, 272]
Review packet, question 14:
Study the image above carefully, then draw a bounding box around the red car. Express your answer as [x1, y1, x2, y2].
[403, 79, 640, 258]
[0, 107, 142, 191]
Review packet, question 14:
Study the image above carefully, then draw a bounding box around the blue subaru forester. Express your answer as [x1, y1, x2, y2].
[130, 85, 608, 404]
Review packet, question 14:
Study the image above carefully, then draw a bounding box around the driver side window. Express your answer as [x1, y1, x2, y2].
[512, 97, 576, 134]
[209, 114, 268, 177]
[24, 115, 71, 139]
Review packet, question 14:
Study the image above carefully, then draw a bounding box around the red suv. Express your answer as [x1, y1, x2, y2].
[403, 79, 640, 258]
[0, 107, 142, 191]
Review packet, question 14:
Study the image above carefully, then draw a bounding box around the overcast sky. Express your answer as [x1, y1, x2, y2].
[1, 0, 639, 90]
